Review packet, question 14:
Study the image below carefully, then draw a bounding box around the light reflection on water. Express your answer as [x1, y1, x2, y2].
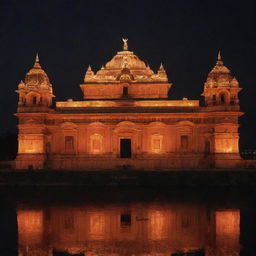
[17, 202, 240, 256]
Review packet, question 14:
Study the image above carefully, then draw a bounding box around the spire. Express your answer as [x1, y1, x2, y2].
[157, 62, 167, 80]
[158, 63, 166, 73]
[33, 53, 41, 68]
[84, 65, 94, 82]
[36, 53, 39, 63]
[122, 38, 128, 51]
[216, 50, 224, 66]
[18, 80, 25, 89]
[86, 65, 94, 75]
[218, 50, 222, 60]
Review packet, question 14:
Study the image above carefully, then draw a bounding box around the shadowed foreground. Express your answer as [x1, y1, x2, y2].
[1, 169, 256, 189]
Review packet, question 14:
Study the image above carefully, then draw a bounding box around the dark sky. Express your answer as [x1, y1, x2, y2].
[0, 0, 255, 149]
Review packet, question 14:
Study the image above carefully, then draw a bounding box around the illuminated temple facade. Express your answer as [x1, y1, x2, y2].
[15, 40, 243, 169]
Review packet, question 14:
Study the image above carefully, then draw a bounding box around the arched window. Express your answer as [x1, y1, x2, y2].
[90, 133, 103, 153]
[123, 86, 128, 97]
[151, 134, 163, 153]
[212, 95, 216, 105]
[32, 96, 37, 105]
[220, 93, 226, 104]
[181, 135, 189, 150]
[65, 136, 74, 152]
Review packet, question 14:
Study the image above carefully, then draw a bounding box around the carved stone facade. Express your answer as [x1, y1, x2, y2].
[15, 42, 243, 169]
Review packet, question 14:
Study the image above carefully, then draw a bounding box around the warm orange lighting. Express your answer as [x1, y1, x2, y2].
[89, 213, 106, 240]
[17, 210, 43, 245]
[148, 210, 167, 240]
[215, 210, 240, 253]
[16, 204, 242, 255]
[151, 134, 163, 153]
[15, 40, 243, 170]
[90, 133, 103, 153]
[56, 99, 199, 108]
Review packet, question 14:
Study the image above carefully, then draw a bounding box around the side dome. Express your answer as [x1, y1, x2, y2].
[24, 54, 52, 92]
[16, 54, 54, 109]
[205, 51, 233, 88]
[202, 51, 241, 107]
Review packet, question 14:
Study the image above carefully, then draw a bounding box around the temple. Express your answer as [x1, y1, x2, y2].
[15, 40, 243, 170]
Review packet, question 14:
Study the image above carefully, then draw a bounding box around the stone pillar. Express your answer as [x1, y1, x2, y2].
[16, 122, 46, 169]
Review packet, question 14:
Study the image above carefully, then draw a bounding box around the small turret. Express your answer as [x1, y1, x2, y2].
[202, 51, 241, 106]
[16, 54, 54, 111]
[157, 63, 168, 81]
[84, 65, 95, 82]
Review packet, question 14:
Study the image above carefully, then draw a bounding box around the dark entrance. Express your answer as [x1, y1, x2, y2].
[120, 139, 131, 158]
[123, 86, 128, 97]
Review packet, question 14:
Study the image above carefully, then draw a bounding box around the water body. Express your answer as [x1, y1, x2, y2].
[0, 188, 255, 256]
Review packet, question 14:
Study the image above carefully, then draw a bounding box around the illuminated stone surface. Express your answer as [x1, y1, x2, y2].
[15, 41, 243, 169]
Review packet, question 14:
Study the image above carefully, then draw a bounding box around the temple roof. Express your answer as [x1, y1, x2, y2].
[84, 39, 168, 83]
[19, 54, 53, 93]
[205, 51, 238, 88]
[209, 51, 231, 74]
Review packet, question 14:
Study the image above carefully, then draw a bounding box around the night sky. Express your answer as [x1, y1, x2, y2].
[0, 0, 255, 150]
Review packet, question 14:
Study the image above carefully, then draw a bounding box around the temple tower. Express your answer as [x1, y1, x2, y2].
[16, 54, 54, 110]
[202, 52, 243, 168]
[202, 51, 241, 107]
[15, 55, 54, 169]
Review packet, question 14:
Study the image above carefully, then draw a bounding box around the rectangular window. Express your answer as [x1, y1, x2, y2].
[123, 86, 128, 97]
[65, 136, 74, 152]
[90, 134, 103, 153]
[92, 139, 101, 152]
[181, 135, 188, 149]
[153, 139, 161, 151]
[213, 95, 216, 105]
[154, 139, 161, 151]
[120, 213, 131, 226]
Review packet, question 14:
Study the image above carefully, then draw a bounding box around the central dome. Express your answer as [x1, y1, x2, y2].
[84, 39, 168, 83]
[105, 50, 147, 70]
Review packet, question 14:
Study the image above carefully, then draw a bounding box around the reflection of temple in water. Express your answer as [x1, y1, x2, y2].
[17, 203, 240, 256]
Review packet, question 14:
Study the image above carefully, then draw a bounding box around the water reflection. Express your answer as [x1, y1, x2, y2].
[17, 202, 240, 256]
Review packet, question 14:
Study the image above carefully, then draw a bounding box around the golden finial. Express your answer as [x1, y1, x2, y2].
[33, 53, 41, 68]
[122, 38, 128, 51]
[218, 50, 221, 61]
[87, 65, 92, 71]
[36, 53, 39, 63]
[159, 62, 164, 70]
